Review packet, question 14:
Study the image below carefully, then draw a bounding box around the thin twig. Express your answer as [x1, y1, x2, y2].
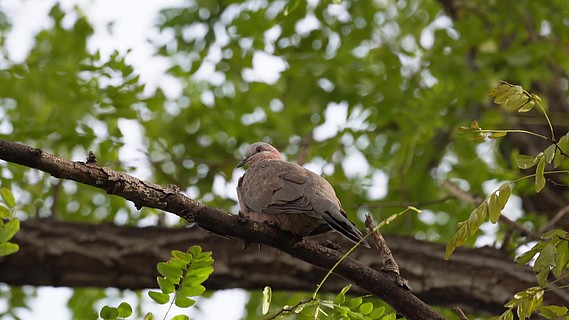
[452, 306, 469, 320]
[49, 180, 62, 219]
[363, 195, 453, 209]
[539, 204, 569, 232]
[265, 298, 316, 320]
[296, 130, 314, 166]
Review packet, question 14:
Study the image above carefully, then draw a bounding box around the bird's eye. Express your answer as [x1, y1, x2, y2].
[256, 147, 263, 153]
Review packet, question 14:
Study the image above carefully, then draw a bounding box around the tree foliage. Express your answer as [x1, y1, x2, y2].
[1, 0, 569, 318]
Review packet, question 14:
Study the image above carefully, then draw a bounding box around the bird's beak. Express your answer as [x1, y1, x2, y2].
[237, 157, 250, 168]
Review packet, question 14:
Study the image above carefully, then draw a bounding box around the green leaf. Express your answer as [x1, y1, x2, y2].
[339, 284, 351, 296]
[0, 205, 10, 218]
[469, 131, 487, 142]
[489, 193, 501, 223]
[497, 183, 511, 209]
[157, 262, 182, 279]
[359, 302, 373, 315]
[171, 250, 190, 263]
[535, 156, 546, 193]
[0, 218, 20, 242]
[143, 312, 154, 320]
[284, 0, 302, 16]
[335, 291, 345, 305]
[100, 306, 118, 320]
[499, 309, 514, 320]
[191, 265, 214, 278]
[539, 305, 569, 319]
[488, 132, 507, 139]
[262, 286, 272, 315]
[488, 83, 511, 97]
[348, 297, 362, 309]
[446, 203, 487, 259]
[516, 242, 546, 265]
[0, 242, 19, 256]
[544, 145, 556, 164]
[148, 291, 169, 304]
[457, 126, 470, 135]
[0, 188, 16, 208]
[117, 302, 132, 318]
[188, 245, 202, 257]
[518, 287, 544, 320]
[381, 313, 397, 320]
[553, 240, 569, 277]
[503, 92, 529, 111]
[555, 133, 569, 168]
[157, 277, 175, 294]
[174, 295, 195, 308]
[369, 306, 385, 319]
[517, 100, 536, 112]
[542, 229, 568, 239]
[170, 315, 190, 320]
[515, 154, 539, 169]
[534, 244, 556, 286]
[179, 285, 206, 297]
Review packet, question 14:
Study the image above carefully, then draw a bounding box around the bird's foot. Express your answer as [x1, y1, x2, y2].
[238, 212, 250, 224]
[262, 220, 280, 228]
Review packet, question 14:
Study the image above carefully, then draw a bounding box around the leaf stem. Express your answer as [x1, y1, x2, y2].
[479, 129, 550, 141]
[510, 170, 569, 184]
[534, 100, 556, 141]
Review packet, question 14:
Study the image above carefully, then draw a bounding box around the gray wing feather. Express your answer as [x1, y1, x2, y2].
[238, 160, 369, 247]
[240, 161, 318, 218]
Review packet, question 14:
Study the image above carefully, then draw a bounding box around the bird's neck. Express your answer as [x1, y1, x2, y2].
[252, 153, 283, 164]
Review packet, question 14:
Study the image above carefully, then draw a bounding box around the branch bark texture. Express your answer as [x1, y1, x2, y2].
[0, 139, 564, 318]
[3, 219, 568, 316]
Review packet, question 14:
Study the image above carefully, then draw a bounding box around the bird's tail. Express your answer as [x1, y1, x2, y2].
[322, 210, 371, 248]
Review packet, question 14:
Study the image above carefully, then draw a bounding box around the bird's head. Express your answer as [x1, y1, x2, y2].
[237, 142, 282, 168]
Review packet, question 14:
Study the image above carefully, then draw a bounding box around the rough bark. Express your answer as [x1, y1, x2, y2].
[3, 219, 569, 316]
[0, 139, 444, 320]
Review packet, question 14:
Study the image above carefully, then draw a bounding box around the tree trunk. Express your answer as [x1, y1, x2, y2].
[3, 219, 567, 315]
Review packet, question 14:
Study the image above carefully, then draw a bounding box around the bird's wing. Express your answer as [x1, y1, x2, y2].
[238, 160, 369, 247]
[239, 161, 319, 219]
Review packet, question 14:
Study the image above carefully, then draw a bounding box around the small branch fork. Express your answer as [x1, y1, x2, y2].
[365, 214, 411, 291]
[0, 139, 445, 320]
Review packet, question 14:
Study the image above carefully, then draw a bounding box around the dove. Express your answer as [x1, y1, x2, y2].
[237, 142, 370, 248]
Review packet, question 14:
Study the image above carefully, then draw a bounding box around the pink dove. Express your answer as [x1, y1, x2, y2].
[237, 142, 370, 248]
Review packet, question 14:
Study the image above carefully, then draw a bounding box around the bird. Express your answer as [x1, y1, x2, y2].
[236, 142, 370, 248]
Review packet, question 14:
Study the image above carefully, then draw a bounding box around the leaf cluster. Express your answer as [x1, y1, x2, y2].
[99, 245, 214, 320]
[263, 285, 395, 320]
[498, 229, 569, 320]
[452, 82, 569, 318]
[448, 82, 569, 259]
[445, 183, 510, 259]
[0, 186, 19, 257]
[148, 245, 214, 319]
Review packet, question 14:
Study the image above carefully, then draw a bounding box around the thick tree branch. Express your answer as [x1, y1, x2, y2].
[0, 139, 443, 320]
[3, 219, 569, 316]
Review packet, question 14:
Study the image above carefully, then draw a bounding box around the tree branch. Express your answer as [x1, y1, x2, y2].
[0, 139, 444, 320]
[4, 219, 569, 316]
